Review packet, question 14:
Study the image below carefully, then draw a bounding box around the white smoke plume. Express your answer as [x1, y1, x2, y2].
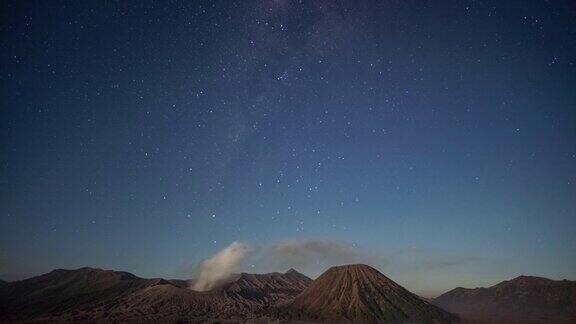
[188, 239, 482, 297]
[192, 241, 248, 291]
[190, 239, 370, 289]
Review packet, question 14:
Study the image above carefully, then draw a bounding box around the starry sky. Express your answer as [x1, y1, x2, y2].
[1, 0, 575, 296]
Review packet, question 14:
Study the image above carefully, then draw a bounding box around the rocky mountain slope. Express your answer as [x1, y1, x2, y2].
[107, 269, 313, 322]
[0, 267, 311, 322]
[434, 275, 576, 322]
[4, 265, 574, 323]
[220, 268, 312, 304]
[0, 267, 166, 321]
[278, 264, 457, 323]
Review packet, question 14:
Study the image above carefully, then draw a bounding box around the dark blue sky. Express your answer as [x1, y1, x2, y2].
[1, 0, 575, 295]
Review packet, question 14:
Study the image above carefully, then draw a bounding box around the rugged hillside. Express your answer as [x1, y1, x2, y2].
[434, 275, 576, 321]
[279, 264, 457, 323]
[0, 267, 166, 321]
[221, 268, 312, 304]
[0, 267, 312, 322]
[107, 268, 312, 322]
[166, 278, 193, 288]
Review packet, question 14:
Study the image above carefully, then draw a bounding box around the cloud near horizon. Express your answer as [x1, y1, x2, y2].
[190, 239, 484, 293]
[190, 239, 374, 290]
[257, 239, 376, 276]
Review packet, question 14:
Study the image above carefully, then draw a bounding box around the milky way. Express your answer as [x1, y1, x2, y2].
[1, 0, 575, 296]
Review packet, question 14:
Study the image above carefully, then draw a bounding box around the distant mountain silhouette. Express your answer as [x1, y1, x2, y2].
[434, 275, 576, 322]
[278, 264, 457, 323]
[219, 269, 312, 304]
[3, 266, 575, 323]
[0, 267, 311, 322]
[0, 267, 166, 321]
[114, 268, 313, 322]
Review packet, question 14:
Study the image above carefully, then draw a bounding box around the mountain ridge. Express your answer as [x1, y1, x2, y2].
[2, 265, 574, 323]
[279, 264, 457, 323]
[434, 275, 576, 321]
[0, 267, 166, 321]
[0, 266, 312, 322]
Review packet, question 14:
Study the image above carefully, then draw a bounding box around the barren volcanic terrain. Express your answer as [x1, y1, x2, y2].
[2, 265, 575, 323]
[277, 264, 456, 323]
[434, 275, 576, 323]
[0, 267, 311, 323]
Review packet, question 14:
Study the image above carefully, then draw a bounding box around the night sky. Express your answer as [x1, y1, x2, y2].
[1, 1, 575, 296]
